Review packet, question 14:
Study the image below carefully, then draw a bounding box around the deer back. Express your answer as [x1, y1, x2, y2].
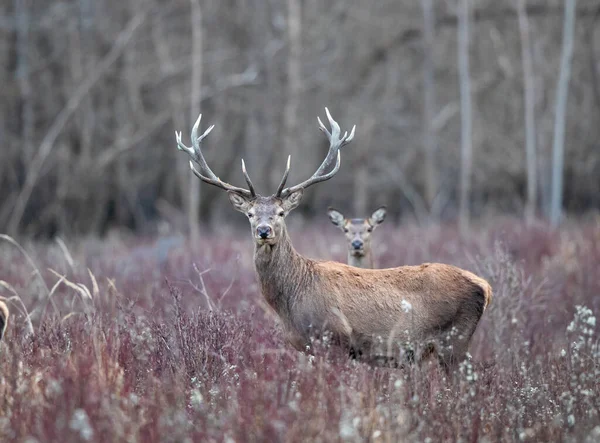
[281, 260, 491, 362]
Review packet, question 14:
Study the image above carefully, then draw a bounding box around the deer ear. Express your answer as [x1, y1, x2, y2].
[327, 207, 345, 227]
[369, 206, 387, 226]
[282, 189, 303, 213]
[228, 191, 252, 213]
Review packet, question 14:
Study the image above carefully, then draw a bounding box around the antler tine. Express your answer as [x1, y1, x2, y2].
[280, 108, 354, 197]
[275, 155, 292, 197]
[176, 114, 216, 176]
[313, 108, 355, 177]
[175, 114, 255, 198]
[241, 159, 257, 197]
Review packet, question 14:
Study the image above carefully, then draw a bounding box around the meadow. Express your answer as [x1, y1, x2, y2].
[0, 218, 599, 442]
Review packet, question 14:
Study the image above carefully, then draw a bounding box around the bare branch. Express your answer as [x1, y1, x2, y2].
[7, 12, 147, 236]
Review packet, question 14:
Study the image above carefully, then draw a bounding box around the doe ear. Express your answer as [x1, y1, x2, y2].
[282, 189, 304, 213]
[369, 206, 387, 226]
[327, 207, 346, 228]
[228, 191, 252, 213]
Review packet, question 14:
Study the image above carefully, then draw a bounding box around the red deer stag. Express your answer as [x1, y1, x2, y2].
[327, 206, 387, 268]
[175, 109, 492, 371]
[0, 301, 8, 341]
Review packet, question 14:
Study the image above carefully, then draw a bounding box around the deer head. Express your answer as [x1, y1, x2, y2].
[327, 206, 387, 268]
[175, 108, 355, 248]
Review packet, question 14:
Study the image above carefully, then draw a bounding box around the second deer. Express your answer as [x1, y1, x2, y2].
[327, 207, 387, 268]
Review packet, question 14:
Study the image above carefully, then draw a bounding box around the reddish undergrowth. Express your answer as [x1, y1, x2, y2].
[0, 218, 599, 442]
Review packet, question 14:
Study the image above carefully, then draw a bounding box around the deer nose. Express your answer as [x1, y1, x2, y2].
[351, 240, 363, 250]
[257, 225, 272, 239]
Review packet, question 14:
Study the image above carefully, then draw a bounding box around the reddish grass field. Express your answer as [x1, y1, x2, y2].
[0, 218, 599, 442]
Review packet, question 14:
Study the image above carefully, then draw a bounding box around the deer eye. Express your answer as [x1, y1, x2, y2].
[247, 213, 254, 218]
[343, 228, 349, 233]
[278, 211, 285, 217]
[367, 227, 373, 232]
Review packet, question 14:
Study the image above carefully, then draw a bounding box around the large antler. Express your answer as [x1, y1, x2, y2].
[276, 108, 355, 197]
[176, 114, 256, 198]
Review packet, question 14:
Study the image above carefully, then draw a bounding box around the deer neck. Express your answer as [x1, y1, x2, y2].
[253, 228, 313, 314]
[348, 249, 373, 269]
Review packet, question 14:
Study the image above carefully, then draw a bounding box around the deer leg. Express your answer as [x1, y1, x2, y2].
[348, 346, 364, 360]
[417, 342, 439, 365]
[285, 331, 309, 353]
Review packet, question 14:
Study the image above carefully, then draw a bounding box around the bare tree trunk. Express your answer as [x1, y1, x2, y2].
[15, 0, 33, 161]
[353, 117, 375, 216]
[550, 0, 576, 227]
[280, 0, 302, 188]
[538, 130, 551, 218]
[517, 0, 538, 224]
[189, 0, 203, 243]
[421, 0, 437, 216]
[457, 0, 472, 235]
[78, 0, 95, 162]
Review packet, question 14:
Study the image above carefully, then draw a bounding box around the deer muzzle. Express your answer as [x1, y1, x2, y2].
[256, 225, 273, 239]
[351, 239, 363, 250]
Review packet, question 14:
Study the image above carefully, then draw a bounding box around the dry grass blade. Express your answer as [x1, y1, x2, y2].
[48, 269, 93, 310]
[60, 312, 81, 323]
[55, 236, 75, 270]
[38, 273, 64, 324]
[0, 234, 50, 295]
[88, 269, 100, 299]
[106, 278, 120, 296]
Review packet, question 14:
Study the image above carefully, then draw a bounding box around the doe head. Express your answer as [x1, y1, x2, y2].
[327, 206, 387, 256]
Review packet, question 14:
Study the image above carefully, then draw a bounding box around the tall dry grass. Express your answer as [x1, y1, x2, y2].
[0, 219, 599, 441]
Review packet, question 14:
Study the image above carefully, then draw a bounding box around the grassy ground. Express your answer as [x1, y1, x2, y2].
[0, 218, 599, 442]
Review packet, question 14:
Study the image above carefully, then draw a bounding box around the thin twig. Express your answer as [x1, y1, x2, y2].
[190, 264, 214, 311]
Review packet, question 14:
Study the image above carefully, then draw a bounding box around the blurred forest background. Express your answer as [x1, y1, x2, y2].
[1, 0, 599, 239]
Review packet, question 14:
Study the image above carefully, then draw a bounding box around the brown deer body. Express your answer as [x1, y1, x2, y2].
[175, 109, 492, 371]
[0, 301, 8, 341]
[327, 207, 387, 268]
